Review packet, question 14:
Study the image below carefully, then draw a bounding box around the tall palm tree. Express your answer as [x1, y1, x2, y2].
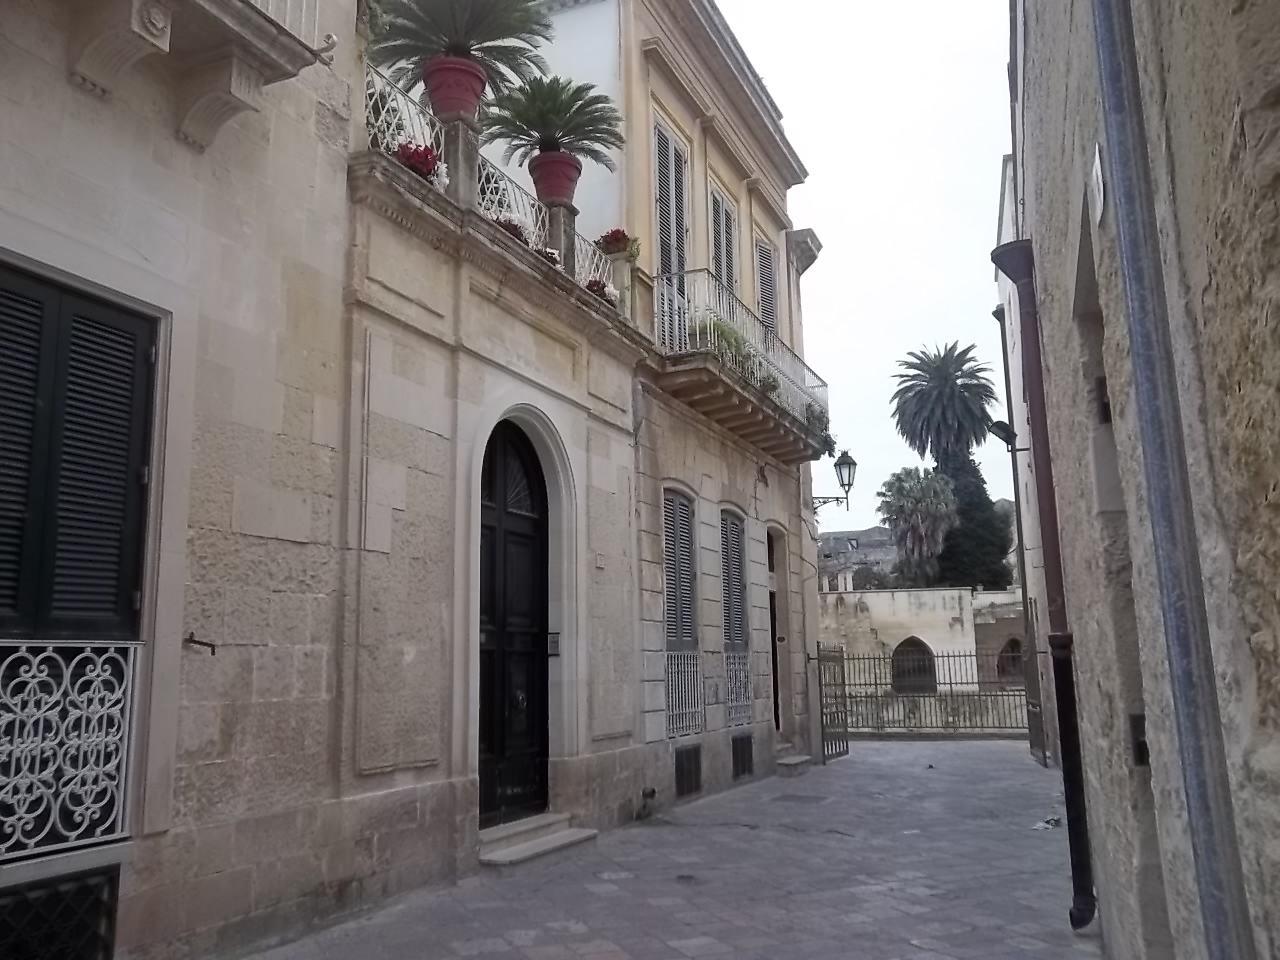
[877, 467, 958, 586]
[891, 342, 998, 462]
[369, 0, 553, 98]
[480, 77, 625, 169]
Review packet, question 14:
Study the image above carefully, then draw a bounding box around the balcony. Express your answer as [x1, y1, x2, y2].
[69, 0, 332, 149]
[364, 66, 616, 292]
[653, 270, 831, 464]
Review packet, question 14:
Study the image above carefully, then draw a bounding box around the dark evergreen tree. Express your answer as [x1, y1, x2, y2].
[934, 452, 1013, 590]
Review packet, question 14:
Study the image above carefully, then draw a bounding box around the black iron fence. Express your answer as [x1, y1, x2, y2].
[842, 649, 1030, 733]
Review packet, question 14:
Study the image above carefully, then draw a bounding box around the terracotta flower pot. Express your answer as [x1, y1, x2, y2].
[423, 55, 487, 119]
[528, 151, 583, 207]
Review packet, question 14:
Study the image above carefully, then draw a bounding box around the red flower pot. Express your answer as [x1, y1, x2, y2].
[529, 151, 583, 207]
[423, 55, 487, 118]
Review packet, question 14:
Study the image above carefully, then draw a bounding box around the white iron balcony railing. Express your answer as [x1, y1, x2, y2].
[654, 270, 829, 426]
[246, 0, 322, 48]
[366, 65, 444, 162]
[1, 642, 137, 864]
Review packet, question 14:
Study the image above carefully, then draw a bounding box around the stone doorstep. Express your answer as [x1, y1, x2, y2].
[776, 755, 811, 777]
[478, 812, 573, 857]
[478, 827, 599, 870]
[775, 739, 797, 759]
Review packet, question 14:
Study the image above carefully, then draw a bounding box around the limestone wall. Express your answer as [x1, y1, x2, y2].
[1016, 0, 1280, 954]
[817, 587, 976, 658]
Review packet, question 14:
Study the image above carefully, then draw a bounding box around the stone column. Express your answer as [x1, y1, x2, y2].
[442, 118, 479, 210]
[607, 251, 633, 322]
[546, 201, 578, 279]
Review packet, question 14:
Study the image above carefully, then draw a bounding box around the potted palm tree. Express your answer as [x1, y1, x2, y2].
[369, 0, 553, 119]
[480, 76, 624, 206]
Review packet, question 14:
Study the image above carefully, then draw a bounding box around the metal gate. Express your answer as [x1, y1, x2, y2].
[817, 645, 850, 762]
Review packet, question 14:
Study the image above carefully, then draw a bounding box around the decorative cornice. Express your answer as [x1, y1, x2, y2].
[347, 153, 653, 369]
[69, 0, 172, 97]
[746, 177, 791, 231]
[539, 0, 606, 12]
[786, 228, 822, 275]
[702, 116, 755, 179]
[640, 36, 712, 119]
[665, 0, 808, 188]
[182, 0, 320, 83]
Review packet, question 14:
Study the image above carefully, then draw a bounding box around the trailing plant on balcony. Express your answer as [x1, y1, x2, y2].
[586, 278, 619, 305]
[596, 228, 639, 259]
[480, 76, 624, 206]
[805, 402, 836, 456]
[494, 214, 531, 245]
[692, 318, 752, 370]
[758, 373, 780, 396]
[369, 0, 553, 117]
[393, 142, 450, 191]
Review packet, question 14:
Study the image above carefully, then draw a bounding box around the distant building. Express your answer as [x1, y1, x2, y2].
[818, 527, 896, 591]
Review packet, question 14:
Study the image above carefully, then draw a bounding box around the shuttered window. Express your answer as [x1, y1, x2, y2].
[755, 238, 778, 330]
[710, 187, 737, 290]
[0, 266, 154, 641]
[720, 512, 747, 651]
[663, 491, 696, 652]
[654, 121, 688, 281]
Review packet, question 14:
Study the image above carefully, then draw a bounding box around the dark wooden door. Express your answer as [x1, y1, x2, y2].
[769, 592, 780, 731]
[479, 422, 549, 828]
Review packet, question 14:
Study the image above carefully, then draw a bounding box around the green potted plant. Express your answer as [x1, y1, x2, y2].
[480, 76, 624, 206]
[369, 0, 553, 119]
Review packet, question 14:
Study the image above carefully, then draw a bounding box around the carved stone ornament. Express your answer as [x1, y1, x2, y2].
[69, 0, 172, 97]
[176, 51, 265, 151]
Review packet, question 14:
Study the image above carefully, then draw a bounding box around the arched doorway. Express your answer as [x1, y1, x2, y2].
[891, 637, 937, 694]
[479, 421, 550, 828]
[997, 637, 1024, 684]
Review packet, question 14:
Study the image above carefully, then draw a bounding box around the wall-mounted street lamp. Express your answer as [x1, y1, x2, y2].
[811, 450, 857, 511]
[989, 420, 1030, 453]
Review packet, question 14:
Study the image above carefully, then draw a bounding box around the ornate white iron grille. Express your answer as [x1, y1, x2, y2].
[574, 232, 612, 288]
[0, 644, 136, 863]
[725, 651, 752, 726]
[478, 156, 550, 250]
[365, 65, 444, 160]
[665, 651, 703, 738]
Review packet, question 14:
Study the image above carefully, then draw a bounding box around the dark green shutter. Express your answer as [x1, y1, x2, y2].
[0, 265, 153, 641]
[0, 268, 59, 636]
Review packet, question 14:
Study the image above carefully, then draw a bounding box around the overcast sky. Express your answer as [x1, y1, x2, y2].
[717, 1, 1014, 531]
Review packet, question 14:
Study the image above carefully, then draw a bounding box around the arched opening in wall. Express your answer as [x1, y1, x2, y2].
[479, 420, 550, 828]
[997, 638, 1024, 684]
[1073, 209, 1174, 955]
[891, 638, 936, 695]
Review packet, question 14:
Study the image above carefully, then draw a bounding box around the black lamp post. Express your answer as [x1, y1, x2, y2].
[812, 450, 857, 510]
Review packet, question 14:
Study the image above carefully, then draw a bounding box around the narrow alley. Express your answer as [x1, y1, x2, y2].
[242, 743, 1101, 960]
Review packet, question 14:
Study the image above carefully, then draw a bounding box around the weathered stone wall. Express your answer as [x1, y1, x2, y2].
[818, 587, 976, 658]
[1018, 0, 1280, 954]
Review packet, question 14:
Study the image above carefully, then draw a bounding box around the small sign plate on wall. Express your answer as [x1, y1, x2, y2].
[1090, 143, 1105, 227]
[548, 632, 561, 657]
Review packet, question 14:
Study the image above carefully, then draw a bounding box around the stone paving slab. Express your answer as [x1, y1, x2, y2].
[238, 742, 1105, 960]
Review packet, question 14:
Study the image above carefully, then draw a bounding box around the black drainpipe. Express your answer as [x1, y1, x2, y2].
[992, 239, 1096, 930]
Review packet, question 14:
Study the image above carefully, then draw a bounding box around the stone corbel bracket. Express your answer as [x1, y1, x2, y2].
[69, 0, 173, 98]
[176, 49, 265, 151]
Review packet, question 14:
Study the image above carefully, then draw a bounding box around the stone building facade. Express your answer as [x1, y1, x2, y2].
[998, 0, 1280, 956]
[0, 1, 829, 957]
[816, 526, 897, 589]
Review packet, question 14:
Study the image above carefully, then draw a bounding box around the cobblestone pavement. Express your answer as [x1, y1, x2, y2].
[243, 741, 1104, 960]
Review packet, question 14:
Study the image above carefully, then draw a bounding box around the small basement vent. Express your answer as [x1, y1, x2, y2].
[675, 745, 702, 798]
[0, 867, 120, 960]
[732, 734, 754, 780]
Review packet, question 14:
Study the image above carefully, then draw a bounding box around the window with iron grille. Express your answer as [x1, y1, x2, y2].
[709, 186, 737, 290]
[0, 865, 120, 960]
[731, 734, 754, 780]
[654, 121, 688, 281]
[674, 744, 702, 798]
[1, 266, 153, 867]
[754, 237, 778, 330]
